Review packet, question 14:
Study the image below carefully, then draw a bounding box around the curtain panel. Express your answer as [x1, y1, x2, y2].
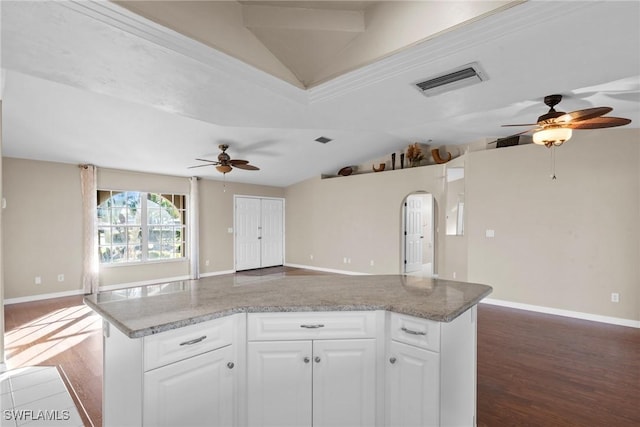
[189, 176, 200, 279]
[80, 164, 99, 294]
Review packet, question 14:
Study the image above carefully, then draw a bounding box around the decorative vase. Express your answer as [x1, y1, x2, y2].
[391, 153, 396, 170]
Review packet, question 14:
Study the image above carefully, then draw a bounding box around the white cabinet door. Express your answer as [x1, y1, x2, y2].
[247, 341, 313, 427]
[312, 339, 376, 427]
[387, 340, 440, 427]
[143, 345, 235, 427]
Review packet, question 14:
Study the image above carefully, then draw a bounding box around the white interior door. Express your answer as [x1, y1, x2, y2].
[235, 196, 284, 271]
[261, 199, 284, 268]
[404, 195, 424, 273]
[235, 197, 262, 271]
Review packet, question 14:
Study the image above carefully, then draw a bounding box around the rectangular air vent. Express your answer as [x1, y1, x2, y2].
[314, 136, 332, 144]
[414, 62, 487, 97]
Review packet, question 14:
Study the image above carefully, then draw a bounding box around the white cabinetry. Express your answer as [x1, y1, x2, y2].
[103, 314, 245, 427]
[247, 311, 380, 427]
[143, 345, 234, 427]
[386, 306, 477, 427]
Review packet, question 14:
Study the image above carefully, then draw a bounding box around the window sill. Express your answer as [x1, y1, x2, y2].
[99, 258, 189, 269]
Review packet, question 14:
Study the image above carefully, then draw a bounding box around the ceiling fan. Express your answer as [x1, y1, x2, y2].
[189, 144, 260, 174]
[502, 94, 632, 147]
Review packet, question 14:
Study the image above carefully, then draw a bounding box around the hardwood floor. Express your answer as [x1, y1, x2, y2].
[477, 304, 640, 427]
[3, 269, 639, 426]
[4, 295, 102, 426]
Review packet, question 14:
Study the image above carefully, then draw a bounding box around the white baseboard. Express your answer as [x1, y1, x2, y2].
[4, 289, 85, 305]
[99, 275, 191, 292]
[284, 263, 370, 276]
[199, 270, 235, 278]
[481, 298, 640, 329]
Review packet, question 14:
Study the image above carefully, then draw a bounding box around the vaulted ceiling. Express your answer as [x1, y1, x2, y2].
[2, 1, 639, 187]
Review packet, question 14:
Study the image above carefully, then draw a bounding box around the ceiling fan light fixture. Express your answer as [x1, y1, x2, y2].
[533, 127, 572, 147]
[216, 165, 232, 174]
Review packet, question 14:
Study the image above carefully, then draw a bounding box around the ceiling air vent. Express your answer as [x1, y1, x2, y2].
[414, 62, 487, 97]
[314, 136, 332, 144]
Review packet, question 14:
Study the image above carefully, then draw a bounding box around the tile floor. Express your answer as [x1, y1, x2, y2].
[0, 366, 84, 427]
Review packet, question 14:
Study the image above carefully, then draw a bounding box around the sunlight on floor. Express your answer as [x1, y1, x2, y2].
[5, 304, 101, 369]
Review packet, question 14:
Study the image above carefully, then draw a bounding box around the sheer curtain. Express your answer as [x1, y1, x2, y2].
[80, 164, 99, 294]
[189, 177, 200, 279]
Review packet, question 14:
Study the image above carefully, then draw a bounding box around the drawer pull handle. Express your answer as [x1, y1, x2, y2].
[300, 324, 325, 329]
[227, 362, 234, 369]
[179, 335, 207, 346]
[401, 327, 426, 336]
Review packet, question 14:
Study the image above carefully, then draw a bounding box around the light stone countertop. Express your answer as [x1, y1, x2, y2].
[84, 274, 492, 338]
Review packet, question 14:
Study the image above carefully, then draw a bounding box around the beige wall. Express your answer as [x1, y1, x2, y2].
[285, 164, 447, 274]
[198, 179, 284, 274]
[2, 158, 83, 299]
[466, 128, 639, 321]
[1, 160, 284, 296]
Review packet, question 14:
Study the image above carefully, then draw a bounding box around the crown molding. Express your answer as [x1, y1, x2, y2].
[60, 0, 308, 105]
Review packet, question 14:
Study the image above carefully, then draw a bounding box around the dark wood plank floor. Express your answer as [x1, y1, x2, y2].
[477, 304, 640, 427]
[4, 268, 639, 426]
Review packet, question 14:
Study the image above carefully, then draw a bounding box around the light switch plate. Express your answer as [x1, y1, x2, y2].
[486, 229, 495, 238]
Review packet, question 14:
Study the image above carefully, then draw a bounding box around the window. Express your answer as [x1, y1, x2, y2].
[97, 191, 186, 264]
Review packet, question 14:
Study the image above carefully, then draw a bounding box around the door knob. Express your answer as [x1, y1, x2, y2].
[303, 357, 310, 363]
[389, 357, 397, 364]
[314, 357, 321, 363]
[227, 362, 235, 369]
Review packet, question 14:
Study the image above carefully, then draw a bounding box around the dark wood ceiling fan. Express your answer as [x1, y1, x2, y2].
[188, 144, 260, 174]
[502, 94, 632, 147]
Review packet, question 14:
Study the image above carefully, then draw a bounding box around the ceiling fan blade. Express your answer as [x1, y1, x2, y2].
[501, 123, 538, 127]
[194, 158, 219, 164]
[232, 163, 260, 171]
[229, 159, 249, 165]
[188, 164, 215, 169]
[554, 106, 612, 124]
[566, 117, 632, 129]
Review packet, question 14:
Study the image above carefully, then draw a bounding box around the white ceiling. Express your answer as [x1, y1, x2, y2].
[1, 0, 639, 188]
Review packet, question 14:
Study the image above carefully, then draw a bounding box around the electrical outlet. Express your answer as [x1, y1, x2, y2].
[205, 259, 210, 266]
[370, 260, 374, 266]
[453, 272, 457, 279]
[347, 258, 351, 264]
[310, 254, 314, 260]
[57, 274, 65, 282]
[35, 276, 42, 285]
[611, 292, 620, 303]
[343, 257, 347, 264]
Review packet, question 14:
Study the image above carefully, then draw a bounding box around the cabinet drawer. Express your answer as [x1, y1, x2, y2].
[248, 311, 377, 341]
[390, 313, 440, 352]
[144, 315, 236, 371]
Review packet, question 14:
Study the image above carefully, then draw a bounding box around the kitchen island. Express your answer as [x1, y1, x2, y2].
[85, 274, 491, 427]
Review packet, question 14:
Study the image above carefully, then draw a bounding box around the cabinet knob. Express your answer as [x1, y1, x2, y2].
[389, 357, 397, 364]
[303, 357, 310, 363]
[314, 357, 321, 363]
[227, 362, 234, 369]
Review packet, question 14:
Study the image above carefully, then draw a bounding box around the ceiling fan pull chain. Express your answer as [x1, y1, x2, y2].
[550, 145, 557, 180]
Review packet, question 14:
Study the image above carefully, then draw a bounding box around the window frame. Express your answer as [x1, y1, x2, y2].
[97, 190, 188, 266]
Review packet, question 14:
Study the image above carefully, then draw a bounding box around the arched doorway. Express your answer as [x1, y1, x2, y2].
[401, 192, 436, 276]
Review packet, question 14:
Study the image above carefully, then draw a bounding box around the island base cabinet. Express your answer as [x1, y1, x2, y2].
[312, 339, 376, 427]
[247, 341, 313, 427]
[143, 345, 235, 427]
[386, 340, 440, 427]
[247, 339, 376, 427]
